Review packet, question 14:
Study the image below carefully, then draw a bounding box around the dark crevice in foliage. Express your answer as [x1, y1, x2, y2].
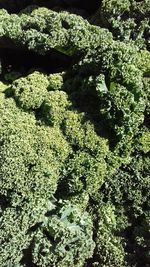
[62, 0, 100, 14]
[124, 219, 150, 267]
[0, 194, 10, 211]
[0, 0, 58, 13]
[43, 230, 55, 244]
[0, 48, 73, 81]
[28, 223, 42, 233]
[0, 0, 100, 16]
[144, 114, 150, 129]
[22, 242, 38, 267]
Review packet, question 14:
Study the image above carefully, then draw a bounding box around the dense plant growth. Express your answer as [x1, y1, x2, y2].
[0, 1, 150, 267]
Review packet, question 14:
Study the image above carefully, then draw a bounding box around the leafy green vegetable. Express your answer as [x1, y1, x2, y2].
[0, 3, 150, 267]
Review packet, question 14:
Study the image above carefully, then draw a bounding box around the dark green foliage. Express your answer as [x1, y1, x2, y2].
[0, 199, 95, 267]
[42, 90, 71, 126]
[91, 0, 150, 50]
[0, 72, 107, 266]
[91, 204, 128, 267]
[0, 85, 71, 201]
[0, 7, 112, 55]
[12, 71, 49, 109]
[92, 150, 150, 267]
[63, 151, 106, 194]
[100, 154, 150, 215]
[31, 202, 95, 267]
[0, 3, 150, 267]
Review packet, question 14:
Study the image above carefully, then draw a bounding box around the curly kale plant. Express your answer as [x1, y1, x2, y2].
[0, 72, 106, 267]
[0, 3, 150, 267]
[91, 0, 150, 50]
